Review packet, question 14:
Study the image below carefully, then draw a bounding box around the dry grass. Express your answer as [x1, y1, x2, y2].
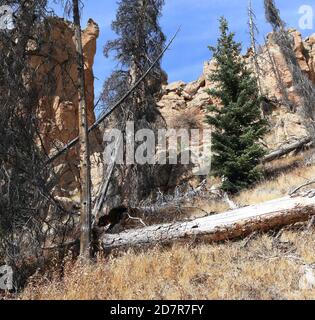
[21, 226, 315, 300]
[188, 158, 315, 217]
[188, 199, 230, 217]
[19, 156, 315, 300]
[264, 153, 306, 173]
[235, 161, 315, 206]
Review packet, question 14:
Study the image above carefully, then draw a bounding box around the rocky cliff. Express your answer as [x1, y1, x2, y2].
[158, 30, 315, 155]
[29, 18, 103, 204]
[30, 25, 315, 205]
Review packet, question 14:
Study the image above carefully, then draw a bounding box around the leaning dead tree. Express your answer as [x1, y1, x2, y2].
[241, 0, 312, 163]
[263, 35, 293, 111]
[264, 0, 285, 30]
[102, 194, 315, 251]
[263, 136, 312, 162]
[247, 0, 293, 111]
[72, 0, 92, 261]
[92, 135, 123, 218]
[247, 1, 293, 115]
[264, 0, 315, 139]
[248, 0, 263, 95]
[92, 30, 178, 221]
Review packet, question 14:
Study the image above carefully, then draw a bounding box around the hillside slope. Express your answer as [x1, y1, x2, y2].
[19, 157, 315, 300]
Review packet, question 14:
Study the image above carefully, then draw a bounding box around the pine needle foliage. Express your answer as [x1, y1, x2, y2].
[206, 17, 268, 193]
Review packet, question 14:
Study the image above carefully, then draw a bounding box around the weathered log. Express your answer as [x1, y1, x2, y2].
[102, 195, 315, 250]
[263, 137, 312, 163]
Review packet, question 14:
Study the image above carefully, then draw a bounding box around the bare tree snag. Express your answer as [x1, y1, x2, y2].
[248, 0, 263, 96]
[263, 137, 312, 163]
[102, 195, 315, 251]
[72, 0, 92, 261]
[263, 36, 293, 111]
[92, 135, 123, 218]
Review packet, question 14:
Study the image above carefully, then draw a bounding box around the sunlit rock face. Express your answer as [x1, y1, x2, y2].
[158, 29, 315, 153]
[29, 18, 103, 202]
[32, 24, 315, 205]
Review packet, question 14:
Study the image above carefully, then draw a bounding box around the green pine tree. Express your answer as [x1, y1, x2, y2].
[206, 17, 268, 193]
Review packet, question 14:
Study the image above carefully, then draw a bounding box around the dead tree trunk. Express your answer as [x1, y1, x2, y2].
[263, 136, 312, 162]
[72, 0, 92, 261]
[264, 36, 293, 111]
[248, 0, 263, 96]
[102, 195, 315, 251]
[92, 135, 123, 218]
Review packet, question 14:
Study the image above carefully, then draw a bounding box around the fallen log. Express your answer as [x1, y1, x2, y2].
[102, 195, 315, 251]
[263, 137, 312, 163]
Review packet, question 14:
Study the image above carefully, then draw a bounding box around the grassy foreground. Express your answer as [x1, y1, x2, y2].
[20, 156, 315, 300]
[21, 226, 315, 300]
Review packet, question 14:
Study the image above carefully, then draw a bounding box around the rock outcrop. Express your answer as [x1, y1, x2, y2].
[158, 30, 314, 155]
[29, 18, 103, 203]
[29, 25, 315, 205]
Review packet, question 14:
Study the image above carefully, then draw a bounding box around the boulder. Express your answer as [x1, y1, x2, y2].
[165, 81, 186, 93]
[184, 78, 205, 96]
[187, 90, 211, 109]
[158, 92, 186, 110]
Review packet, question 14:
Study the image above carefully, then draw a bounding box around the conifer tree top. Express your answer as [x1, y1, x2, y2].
[206, 17, 267, 193]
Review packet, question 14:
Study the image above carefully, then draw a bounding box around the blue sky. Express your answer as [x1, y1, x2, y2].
[49, 0, 315, 101]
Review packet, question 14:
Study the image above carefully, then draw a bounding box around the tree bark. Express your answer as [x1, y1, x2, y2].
[102, 195, 315, 251]
[72, 0, 92, 261]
